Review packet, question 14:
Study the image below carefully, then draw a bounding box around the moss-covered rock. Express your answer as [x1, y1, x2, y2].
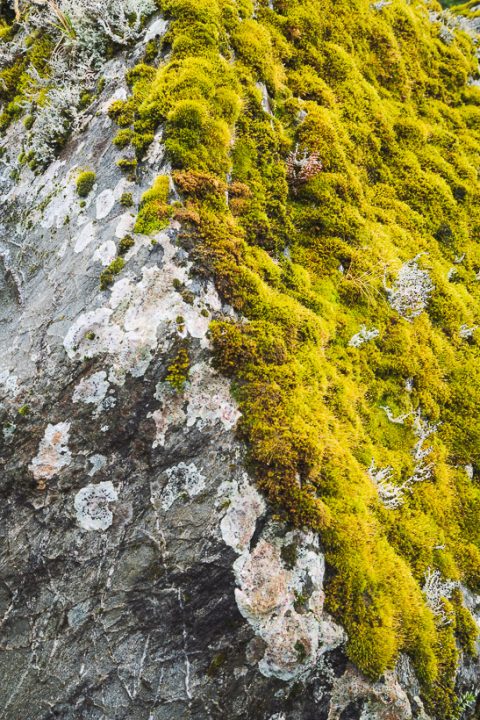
[105, 0, 480, 714]
[76, 171, 96, 198]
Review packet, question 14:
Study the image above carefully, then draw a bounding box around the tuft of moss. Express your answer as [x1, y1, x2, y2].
[76, 170, 96, 197]
[118, 234, 135, 256]
[165, 346, 190, 391]
[99, 257, 125, 291]
[116, 157, 138, 173]
[120, 192, 134, 207]
[134, 174, 172, 234]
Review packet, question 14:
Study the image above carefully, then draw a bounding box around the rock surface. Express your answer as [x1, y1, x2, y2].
[0, 20, 479, 720]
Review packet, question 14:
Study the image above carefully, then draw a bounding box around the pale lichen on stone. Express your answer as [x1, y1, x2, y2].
[64, 234, 223, 387]
[149, 391, 186, 448]
[218, 474, 266, 554]
[74, 220, 96, 254]
[328, 665, 412, 720]
[93, 240, 117, 266]
[74, 481, 118, 531]
[156, 462, 207, 511]
[95, 189, 116, 221]
[218, 475, 345, 682]
[186, 362, 242, 431]
[0, 368, 19, 399]
[348, 325, 379, 348]
[29, 422, 72, 483]
[72, 370, 111, 414]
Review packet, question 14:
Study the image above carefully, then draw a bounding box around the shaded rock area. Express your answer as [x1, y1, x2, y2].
[0, 21, 478, 720]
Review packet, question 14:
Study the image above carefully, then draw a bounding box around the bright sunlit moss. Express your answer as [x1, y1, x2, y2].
[96, 0, 480, 715]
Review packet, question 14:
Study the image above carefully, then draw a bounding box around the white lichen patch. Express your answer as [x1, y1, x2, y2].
[39, 171, 77, 230]
[186, 363, 242, 431]
[459, 323, 478, 339]
[74, 481, 118, 531]
[72, 370, 112, 415]
[153, 462, 206, 511]
[233, 530, 345, 681]
[114, 213, 135, 238]
[29, 422, 72, 482]
[218, 474, 266, 554]
[144, 16, 168, 42]
[96, 189, 116, 220]
[88, 453, 107, 476]
[385, 255, 434, 321]
[220, 478, 345, 683]
[74, 220, 96, 254]
[422, 567, 457, 625]
[348, 325, 379, 348]
[101, 87, 127, 114]
[0, 369, 19, 399]
[235, 540, 290, 618]
[149, 393, 186, 449]
[64, 234, 222, 386]
[93, 240, 117, 266]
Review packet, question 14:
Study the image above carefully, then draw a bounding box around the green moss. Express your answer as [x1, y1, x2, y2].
[113, 128, 134, 149]
[99, 257, 125, 290]
[120, 192, 134, 207]
[0, 31, 54, 129]
[17, 404, 30, 416]
[118, 234, 135, 256]
[111, 0, 480, 713]
[134, 174, 172, 233]
[116, 157, 138, 175]
[76, 171, 96, 197]
[165, 346, 190, 391]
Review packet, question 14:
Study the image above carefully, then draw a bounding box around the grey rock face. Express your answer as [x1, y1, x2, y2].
[0, 31, 475, 720]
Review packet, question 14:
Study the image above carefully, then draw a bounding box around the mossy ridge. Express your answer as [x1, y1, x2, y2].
[112, 0, 480, 713]
[0, 21, 54, 131]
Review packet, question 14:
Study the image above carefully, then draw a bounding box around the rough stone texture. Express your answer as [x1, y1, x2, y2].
[0, 21, 477, 720]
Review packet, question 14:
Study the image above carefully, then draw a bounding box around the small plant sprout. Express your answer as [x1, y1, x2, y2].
[455, 692, 476, 720]
[422, 568, 457, 625]
[384, 254, 434, 321]
[348, 325, 379, 348]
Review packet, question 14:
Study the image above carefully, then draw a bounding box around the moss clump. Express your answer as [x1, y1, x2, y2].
[116, 157, 138, 174]
[134, 174, 172, 234]
[0, 29, 54, 130]
[118, 234, 135, 256]
[120, 192, 134, 207]
[99, 257, 125, 291]
[165, 346, 190, 391]
[76, 171, 96, 197]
